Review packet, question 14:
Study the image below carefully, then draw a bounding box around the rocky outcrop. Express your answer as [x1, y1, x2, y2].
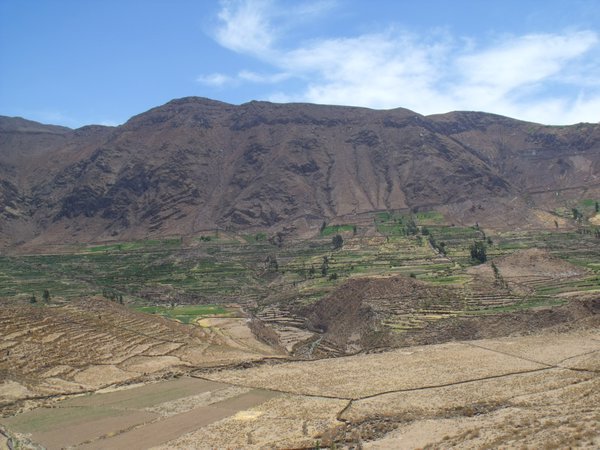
[1, 97, 599, 245]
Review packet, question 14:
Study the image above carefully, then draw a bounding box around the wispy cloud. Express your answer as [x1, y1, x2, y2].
[196, 70, 290, 87]
[238, 70, 291, 83]
[204, 0, 600, 124]
[196, 72, 236, 87]
[23, 109, 122, 128]
[215, 0, 277, 57]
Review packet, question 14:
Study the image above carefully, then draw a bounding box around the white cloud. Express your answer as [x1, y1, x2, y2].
[197, 70, 290, 86]
[210, 0, 600, 124]
[238, 70, 291, 83]
[458, 32, 597, 90]
[196, 72, 236, 86]
[215, 0, 276, 57]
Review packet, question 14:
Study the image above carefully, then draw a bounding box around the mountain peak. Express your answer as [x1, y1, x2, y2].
[2, 97, 599, 246]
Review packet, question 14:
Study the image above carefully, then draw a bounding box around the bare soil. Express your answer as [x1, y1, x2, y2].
[1, 322, 598, 449]
[0, 297, 279, 416]
[1, 294, 598, 449]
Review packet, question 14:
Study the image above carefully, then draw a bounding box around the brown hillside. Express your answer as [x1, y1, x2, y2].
[1, 98, 599, 246]
[300, 275, 463, 354]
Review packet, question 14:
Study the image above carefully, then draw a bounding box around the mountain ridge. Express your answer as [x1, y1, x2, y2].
[1, 97, 599, 248]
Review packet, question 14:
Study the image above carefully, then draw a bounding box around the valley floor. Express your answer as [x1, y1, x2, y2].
[1, 315, 598, 449]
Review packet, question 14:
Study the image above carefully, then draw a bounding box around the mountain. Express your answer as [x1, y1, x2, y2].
[1, 97, 599, 247]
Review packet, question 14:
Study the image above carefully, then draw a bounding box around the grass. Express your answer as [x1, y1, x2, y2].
[242, 232, 268, 243]
[470, 296, 566, 314]
[1, 210, 598, 331]
[321, 224, 355, 236]
[417, 274, 469, 285]
[414, 211, 445, 224]
[87, 238, 182, 253]
[135, 305, 233, 324]
[579, 199, 598, 208]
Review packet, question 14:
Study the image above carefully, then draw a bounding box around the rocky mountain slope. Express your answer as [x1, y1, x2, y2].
[1, 97, 599, 246]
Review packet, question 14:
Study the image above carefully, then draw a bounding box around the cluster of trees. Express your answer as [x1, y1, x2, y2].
[426, 233, 446, 255]
[102, 289, 124, 304]
[302, 255, 339, 281]
[470, 241, 487, 264]
[29, 289, 51, 304]
[332, 234, 343, 249]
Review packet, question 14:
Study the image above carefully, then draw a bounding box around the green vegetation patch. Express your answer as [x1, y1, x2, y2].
[321, 224, 355, 236]
[87, 238, 181, 253]
[135, 304, 233, 324]
[579, 199, 598, 208]
[413, 211, 445, 224]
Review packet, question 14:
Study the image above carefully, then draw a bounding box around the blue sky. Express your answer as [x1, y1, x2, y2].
[1, 0, 599, 127]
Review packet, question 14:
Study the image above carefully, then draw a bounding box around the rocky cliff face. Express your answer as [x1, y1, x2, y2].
[1, 97, 599, 246]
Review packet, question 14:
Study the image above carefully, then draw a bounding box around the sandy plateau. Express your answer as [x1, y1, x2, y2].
[1, 301, 598, 449]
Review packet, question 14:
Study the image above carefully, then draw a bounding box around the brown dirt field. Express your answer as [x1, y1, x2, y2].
[0, 382, 30, 401]
[363, 381, 600, 449]
[1, 295, 598, 449]
[467, 329, 600, 365]
[72, 365, 134, 386]
[144, 386, 250, 417]
[77, 390, 279, 450]
[197, 317, 279, 355]
[203, 342, 547, 398]
[30, 410, 158, 450]
[62, 377, 228, 409]
[0, 298, 277, 415]
[469, 248, 587, 281]
[343, 368, 594, 423]
[152, 394, 348, 450]
[0, 434, 8, 450]
[1, 325, 598, 449]
[0, 377, 276, 449]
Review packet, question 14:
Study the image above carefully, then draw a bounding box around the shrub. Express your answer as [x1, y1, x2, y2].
[332, 234, 343, 249]
[470, 241, 487, 264]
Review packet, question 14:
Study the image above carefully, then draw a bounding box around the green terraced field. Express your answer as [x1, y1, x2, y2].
[135, 304, 234, 323]
[1, 211, 598, 332]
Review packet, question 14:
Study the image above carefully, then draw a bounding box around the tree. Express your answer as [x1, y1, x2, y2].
[405, 216, 418, 235]
[428, 235, 446, 256]
[332, 234, 343, 250]
[265, 254, 279, 272]
[30, 294, 37, 304]
[42, 289, 50, 303]
[469, 241, 487, 264]
[596, 201, 599, 213]
[321, 256, 329, 276]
